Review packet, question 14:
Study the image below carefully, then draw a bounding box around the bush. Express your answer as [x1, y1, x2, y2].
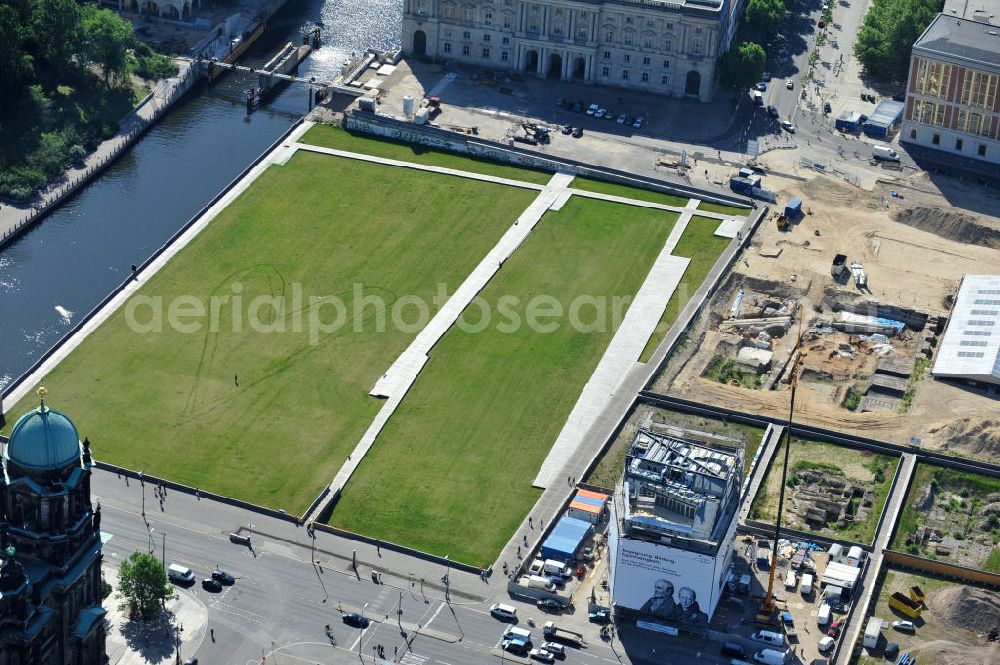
[26, 132, 70, 178]
[0, 167, 48, 202]
[133, 42, 178, 81]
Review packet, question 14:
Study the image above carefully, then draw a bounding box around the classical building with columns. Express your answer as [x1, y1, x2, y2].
[0, 391, 107, 665]
[402, 0, 741, 102]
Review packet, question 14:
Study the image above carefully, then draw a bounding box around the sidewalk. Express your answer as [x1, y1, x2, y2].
[0, 60, 199, 249]
[103, 563, 208, 665]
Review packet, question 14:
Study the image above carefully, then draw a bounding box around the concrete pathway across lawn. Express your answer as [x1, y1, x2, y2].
[306, 172, 576, 524]
[531, 207, 693, 489]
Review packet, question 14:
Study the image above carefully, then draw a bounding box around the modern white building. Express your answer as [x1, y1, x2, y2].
[401, 0, 742, 101]
[608, 428, 743, 626]
[932, 274, 1000, 386]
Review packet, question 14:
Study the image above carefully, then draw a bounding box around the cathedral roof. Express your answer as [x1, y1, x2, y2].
[5, 400, 82, 471]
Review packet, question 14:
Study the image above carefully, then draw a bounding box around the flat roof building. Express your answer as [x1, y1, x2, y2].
[933, 274, 1000, 386]
[608, 428, 743, 626]
[901, 13, 1000, 165]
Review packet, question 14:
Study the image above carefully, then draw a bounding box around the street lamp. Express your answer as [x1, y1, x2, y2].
[359, 602, 369, 656]
[443, 555, 451, 603]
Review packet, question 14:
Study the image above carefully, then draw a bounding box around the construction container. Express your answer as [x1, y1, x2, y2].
[888, 591, 923, 618]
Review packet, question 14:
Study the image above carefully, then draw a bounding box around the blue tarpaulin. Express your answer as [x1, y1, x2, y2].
[785, 198, 802, 218]
[540, 516, 593, 561]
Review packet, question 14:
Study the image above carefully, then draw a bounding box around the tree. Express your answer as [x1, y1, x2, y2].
[81, 4, 134, 85]
[32, 0, 82, 81]
[117, 551, 171, 620]
[855, 0, 942, 82]
[743, 0, 785, 37]
[718, 42, 767, 94]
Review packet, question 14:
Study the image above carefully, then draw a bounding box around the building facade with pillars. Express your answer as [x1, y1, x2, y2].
[900, 12, 1000, 165]
[402, 0, 740, 102]
[0, 391, 107, 665]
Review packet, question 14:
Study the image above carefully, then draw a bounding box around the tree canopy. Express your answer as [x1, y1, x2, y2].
[743, 0, 785, 37]
[117, 551, 172, 620]
[718, 42, 767, 94]
[0, 0, 177, 202]
[854, 0, 943, 82]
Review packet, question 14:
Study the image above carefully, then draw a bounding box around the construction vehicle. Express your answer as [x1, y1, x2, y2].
[776, 214, 790, 230]
[543, 621, 584, 646]
[832, 254, 849, 280]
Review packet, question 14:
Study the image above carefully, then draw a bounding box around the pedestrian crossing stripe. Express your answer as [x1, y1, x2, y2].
[399, 653, 427, 664]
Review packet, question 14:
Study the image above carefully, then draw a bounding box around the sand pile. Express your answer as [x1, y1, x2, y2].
[933, 418, 1000, 457]
[892, 207, 1000, 249]
[930, 585, 1000, 635]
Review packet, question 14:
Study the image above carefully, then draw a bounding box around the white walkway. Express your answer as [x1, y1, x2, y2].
[531, 208, 694, 489]
[309, 172, 576, 520]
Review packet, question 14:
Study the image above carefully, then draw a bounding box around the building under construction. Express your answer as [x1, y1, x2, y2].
[608, 428, 743, 626]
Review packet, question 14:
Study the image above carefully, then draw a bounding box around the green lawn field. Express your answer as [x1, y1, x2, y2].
[2, 151, 538, 511]
[329, 197, 679, 564]
[570, 177, 691, 208]
[300, 124, 553, 185]
[638, 216, 730, 361]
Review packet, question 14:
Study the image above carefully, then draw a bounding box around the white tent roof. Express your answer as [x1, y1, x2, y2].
[933, 275, 1000, 385]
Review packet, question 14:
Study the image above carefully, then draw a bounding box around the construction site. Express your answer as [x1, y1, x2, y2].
[652, 163, 1000, 461]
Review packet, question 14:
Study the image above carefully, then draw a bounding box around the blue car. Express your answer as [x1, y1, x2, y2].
[755, 82, 767, 91]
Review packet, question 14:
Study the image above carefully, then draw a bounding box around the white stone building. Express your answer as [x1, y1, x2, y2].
[402, 0, 741, 102]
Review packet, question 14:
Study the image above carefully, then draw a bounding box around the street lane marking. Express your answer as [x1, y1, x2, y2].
[424, 602, 446, 628]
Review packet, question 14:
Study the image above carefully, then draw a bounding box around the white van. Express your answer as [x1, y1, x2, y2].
[542, 559, 571, 577]
[490, 603, 517, 621]
[526, 575, 557, 592]
[751, 630, 784, 647]
[167, 563, 194, 584]
[504, 626, 532, 640]
[753, 648, 789, 665]
[784, 571, 797, 590]
[817, 602, 832, 626]
[872, 145, 900, 161]
[800, 573, 813, 594]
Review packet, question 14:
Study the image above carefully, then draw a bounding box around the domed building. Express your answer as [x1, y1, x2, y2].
[0, 389, 107, 664]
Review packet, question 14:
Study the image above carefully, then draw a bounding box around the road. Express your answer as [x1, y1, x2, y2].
[95, 469, 724, 665]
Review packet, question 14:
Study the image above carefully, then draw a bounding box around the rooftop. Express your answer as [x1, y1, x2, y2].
[914, 13, 1000, 69]
[619, 428, 742, 545]
[943, 0, 998, 23]
[932, 275, 1000, 385]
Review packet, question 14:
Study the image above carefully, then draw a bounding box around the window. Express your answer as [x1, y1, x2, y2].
[625, 16, 633, 23]
[463, 31, 471, 38]
[601, 65, 610, 77]
[957, 351, 985, 358]
[624, 30, 633, 45]
[444, 29, 452, 37]
[695, 27, 702, 33]
[692, 40, 702, 56]
[957, 109, 987, 136]
[501, 50, 508, 61]
[662, 74, 669, 84]
[603, 50, 611, 60]
[915, 59, 952, 98]
[622, 69, 629, 80]
[643, 56, 650, 66]
[664, 40, 672, 51]
[967, 320, 995, 326]
[979, 290, 1000, 295]
[910, 129, 917, 140]
[502, 36, 509, 44]
[606, 30, 615, 41]
[641, 72, 649, 82]
[974, 299, 1000, 305]
[979, 144, 987, 157]
[482, 47, 490, 58]
[644, 39, 652, 48]
[960, 340, 989, 347]
[932, 133, 940, 145]
[462, 44, 470, 55]
[483, 33, 490, 42]
[970, 310, 998, 316]
[503, 12, 513, 28]
[443, 42, 452, 53]
[624, 54, 630, 63]
[963, 330, 992, 336]
[462, 5, 474, 22]
[484, 10, 492, 24]
[665, 22, 673, 29]
[663, 59, 669, 68]
[962, 70, 998, 109]
[956, 138, 963, 151]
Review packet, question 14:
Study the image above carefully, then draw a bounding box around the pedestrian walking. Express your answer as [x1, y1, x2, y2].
[235, 374, 239, 387]
[211, 628, 215, 642]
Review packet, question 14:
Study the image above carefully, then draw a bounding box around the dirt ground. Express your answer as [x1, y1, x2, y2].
[859, 568, 1000, 665]
[653, 149, 1000, 458]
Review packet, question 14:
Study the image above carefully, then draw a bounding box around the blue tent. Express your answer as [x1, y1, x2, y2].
[540, 516, 593, 561]
[863, 100, 905, 138]
[785, 198, 802, 218]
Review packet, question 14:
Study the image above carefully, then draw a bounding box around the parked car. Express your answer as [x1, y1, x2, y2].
[823, 101, 832, 113]
[755, 82, 767, 91]
[594, 108, 607, 119]
[892, 621, 916, 633]
[603, 112, 616, 121]
[571, 127, 583, 138]
[586, 103, 599, 116]
[762, 71, 771, 81]
[632, 116, 644, 128]
[767, 105, 780, 118]
[786, 79, 794, 90]
[541, 642, 566, 658]
[589, 609, 610, 623]
[780, 120, 796, 133]
[827, 620, 842, 637]
[572, 101, 583, 113]
[818, 636, 835, 652]
[537, 598, 566, 612]
[529, 648, 555, 663]
[201, 577, 222, 592]
[183, 659, 199, 665]
[342, 613, 370, 628]
[561, 125, 573, 135]
[555, 98, 565, 107]
[212, 569, 235, 585]
[885, 642, 900, 659]
[616, 114, 629, 124]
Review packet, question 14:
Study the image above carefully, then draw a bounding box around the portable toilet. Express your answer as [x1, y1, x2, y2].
[784, 198, 802, 219]
[828, 543, 844, 560]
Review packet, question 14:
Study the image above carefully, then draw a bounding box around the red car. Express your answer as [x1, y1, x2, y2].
[818, 19, 826, 27]
[576, 565, 586, 578]
[827, 621, 842, 638]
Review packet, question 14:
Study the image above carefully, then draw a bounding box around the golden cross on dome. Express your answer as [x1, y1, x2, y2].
[37, 386, 48, 407]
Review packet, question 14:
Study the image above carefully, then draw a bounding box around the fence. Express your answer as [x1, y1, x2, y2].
[0, 64, 202, 251]
[883, 549, 1000, 588]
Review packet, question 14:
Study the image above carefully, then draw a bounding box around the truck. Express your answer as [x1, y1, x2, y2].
[863, 617, 883, 648]
[832, 254, 848, 280]
[730, 176, 760, 195]
[888, 591, 923, 619]
[543, 621, 584, 647]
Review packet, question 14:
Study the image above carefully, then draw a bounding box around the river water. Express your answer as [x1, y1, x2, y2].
[0, 0, 401, 389]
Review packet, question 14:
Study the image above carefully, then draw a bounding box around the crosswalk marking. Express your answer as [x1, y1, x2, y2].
[400, 652, 427, 665]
